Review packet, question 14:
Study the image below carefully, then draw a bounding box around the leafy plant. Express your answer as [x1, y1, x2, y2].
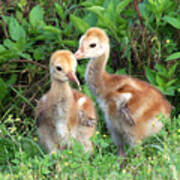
[71, 0, 134, 42]
[145, 62, 180, 96]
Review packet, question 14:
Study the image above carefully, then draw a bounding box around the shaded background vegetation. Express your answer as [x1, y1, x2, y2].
[0, 0, 180, 179]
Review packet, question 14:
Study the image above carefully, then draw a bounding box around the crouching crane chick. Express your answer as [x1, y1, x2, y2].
[75, 27, 172, 157]
[35, 50, 97, 154]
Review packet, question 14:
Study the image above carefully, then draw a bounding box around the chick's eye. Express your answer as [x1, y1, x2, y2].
[89, 43, 96, 48]
[56, 66, 62, 71]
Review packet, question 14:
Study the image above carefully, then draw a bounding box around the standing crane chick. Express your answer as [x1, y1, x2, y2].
[35, 50, 97, 154]
[74, 27, 171, 157]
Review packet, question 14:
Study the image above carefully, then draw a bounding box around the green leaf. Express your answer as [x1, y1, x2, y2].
[81, 2, 94, 7]
[155, 64, 168, 78]
[166, 79, 178, 87]
[84, 13, 97, 26]
[43, 26, 62, 35]
[155, 64, 166, 74]
[165, 52, 180, 61]
[86, 6, 105, 15]
[70, 15, 90, 33]
[29, 5, 44, 28]
[145, 66, 156, 84]
[106, 0, 115, 20]
[62, 40, 78, 47]
[164, 86, 176, 96]
[156, 74, 165, 87]
[117, 17, 127, 24]
[0, 45, 6, 52]
[18, 52, 32, 59]
[2, 16, 11, 24]
[116, 0, 132, 14]
[3, 39, 16, 49]
[163, 16, 180, 29]
[0, 78, 8, 101]
[54, 3, 64, 19]
[138, 2, 149, 19]
[168, 62, 179, 78]
[9, 17, 26, 41]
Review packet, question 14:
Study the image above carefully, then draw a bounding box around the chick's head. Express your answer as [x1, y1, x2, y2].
[50, 50, 80, 86]
[75, 27, 109, 59]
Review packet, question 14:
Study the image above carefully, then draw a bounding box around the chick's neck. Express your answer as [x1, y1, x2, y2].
[50, 79, 74, 103]
[85, 44, 110, 96]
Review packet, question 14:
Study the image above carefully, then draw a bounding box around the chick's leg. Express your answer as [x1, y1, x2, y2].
[117, 143, 126, 157]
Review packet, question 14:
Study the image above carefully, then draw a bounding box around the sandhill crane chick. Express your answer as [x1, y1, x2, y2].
[75, 27, 171, 157]
[35, 50, 97, 154]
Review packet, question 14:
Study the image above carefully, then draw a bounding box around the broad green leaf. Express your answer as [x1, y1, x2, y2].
[54, 3, 64, 19]
[63, 23, 73, 36]
[2, 15, 11, 24]
[118, 24, 126, 30]
[33, 34, 49, 41]
[43, 26, 62, 35]
[165, 52, 180, 61]
[156, 74, 165, 87]
[84, 13, 97, 26]
[163, 16, 180, 29]
[70, 15, 90, 33]
[18, 52, 32, 59]
[88, 7, 113, 29]
[106, 0, 115, 20]
[164, 86, 176, 96]
[62, 40, 78, 47]
[155, 64, 166, 73]
[155, 64, 168, 78]
[145, 66, 156, 84]
[97, 14, 112, 27]
[156, 86, 165, 94]
[117, 17, 127, 24]
[9, 17, 26, 41]
[138, 2, 149, 19]
[16, 10, 23, 22]
[0, 50, 18, 62]
[3, 39, 15, 49]
[86, 6, 105, 15]
[116, 0, 132, 14]
[29, 5, 44, 28]
[168, 62, 179, 78]
[0, 78, 8, 101]
[166, 79, 178, 88]
[81, 2, 94, 7]
[3, 39, 25, 53]
[0, 45, 6, 52]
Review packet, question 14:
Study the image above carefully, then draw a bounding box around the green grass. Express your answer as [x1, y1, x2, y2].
[0, 114, 180, 180]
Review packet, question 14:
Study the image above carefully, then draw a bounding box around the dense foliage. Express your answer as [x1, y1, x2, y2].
[0, 0, 180, 179]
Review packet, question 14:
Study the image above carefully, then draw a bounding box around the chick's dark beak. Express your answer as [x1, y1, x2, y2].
[67, 72, 80, 87]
